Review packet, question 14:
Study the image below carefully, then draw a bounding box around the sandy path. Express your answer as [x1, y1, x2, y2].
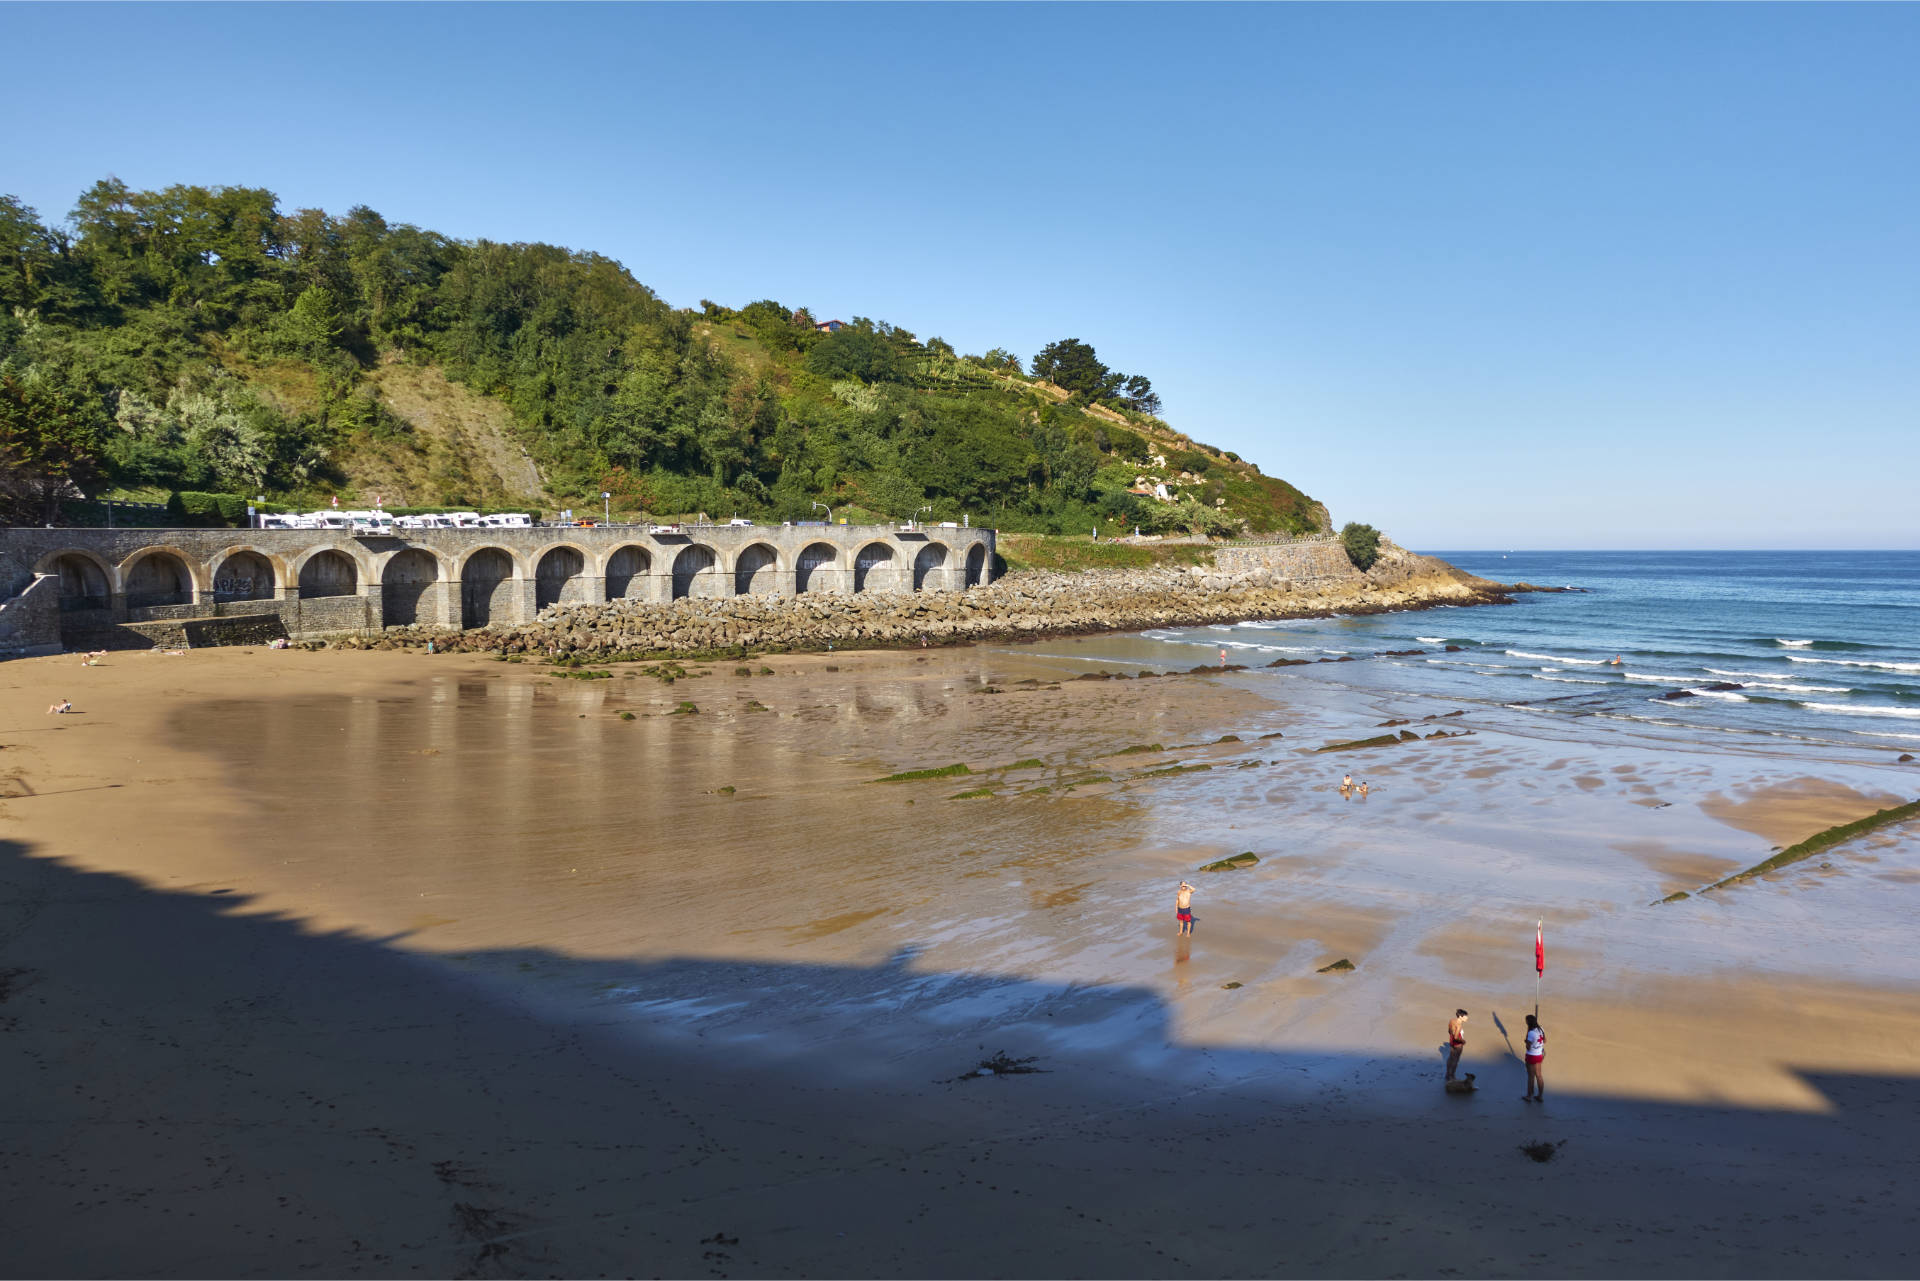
[3, 645, 1919, 1277]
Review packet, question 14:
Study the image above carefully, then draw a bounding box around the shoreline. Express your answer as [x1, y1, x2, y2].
[5, 640, 1919, 1276]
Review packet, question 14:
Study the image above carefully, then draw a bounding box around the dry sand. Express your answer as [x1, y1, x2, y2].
[3, 644, 1920, 1277]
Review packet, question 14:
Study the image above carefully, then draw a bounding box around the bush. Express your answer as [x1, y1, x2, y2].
[1341, 522, 1381, 571]
[167, 490, 250, 527]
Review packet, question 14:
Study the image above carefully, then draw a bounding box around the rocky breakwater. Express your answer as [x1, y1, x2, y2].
[340, 543, 1519, 658]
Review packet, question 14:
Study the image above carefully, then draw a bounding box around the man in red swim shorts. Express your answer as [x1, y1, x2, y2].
[1175, 880, 1195, 935]
[1445, 1008, 1469, 1081]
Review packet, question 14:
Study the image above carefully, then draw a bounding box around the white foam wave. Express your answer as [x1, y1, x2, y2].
[1802, 702, 1920, 720]
[1737, 681, 1851, 694]
[1507, 650, 1608, 666]
[1532, 674, 1609, 685]
[1689, 689, 1749, 702]
[1775, 639, 1814, 648]
[1415, 636, 1446, 644]
[1852, 730, 1920, 741]
[1787, 656, 1920, 674]
[1623, 672, 1692, 685]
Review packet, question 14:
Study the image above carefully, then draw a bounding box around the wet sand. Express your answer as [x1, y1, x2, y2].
[3, 643, 1920, 1276]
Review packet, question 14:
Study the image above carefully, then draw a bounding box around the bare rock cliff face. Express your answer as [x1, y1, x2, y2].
[338, 541, 1514, 658]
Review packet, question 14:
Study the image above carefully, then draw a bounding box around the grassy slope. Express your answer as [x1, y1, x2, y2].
[687, 320, 1329, 538]
[217, 316, 1322, 528]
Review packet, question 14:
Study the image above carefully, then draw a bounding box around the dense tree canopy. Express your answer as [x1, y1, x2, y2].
[0, 179, 1322, 536]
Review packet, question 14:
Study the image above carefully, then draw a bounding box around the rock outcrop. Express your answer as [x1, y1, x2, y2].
[336, 543, 1517, 658]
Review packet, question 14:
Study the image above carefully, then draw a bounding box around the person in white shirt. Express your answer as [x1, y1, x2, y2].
[1523, 1013, 1546, 1102]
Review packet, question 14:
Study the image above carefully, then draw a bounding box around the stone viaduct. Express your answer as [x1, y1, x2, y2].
[0, 523, 997, 656]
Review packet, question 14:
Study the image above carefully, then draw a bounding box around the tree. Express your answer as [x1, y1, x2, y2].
[805, 319, 903, 383]
[1122, 374, 1161, 416]
[1342, 522, 1381, 571]
[1031, 338, 1114, 400]
[0, 371, 108, 523]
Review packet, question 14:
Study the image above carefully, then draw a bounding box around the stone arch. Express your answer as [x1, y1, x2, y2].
[795, 542, 840, 594]
[38, 550, 112, 608]
[853, 541, 900, 594]
[298, 549, 360, 599]
[460, 547, 518, 627]
[120, 547, 197, 608]
[604, 544, 652, 601]
[381, 548, 441, 627]
[535, 544, 589, 611]
[912, 542, 950, 592]
[671, 544, 721, 600]
[732, 542, 781, 596]
[965, 543, 987, 588]
[208, 547, 279, 602]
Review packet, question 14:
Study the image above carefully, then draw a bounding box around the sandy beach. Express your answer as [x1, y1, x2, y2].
[4, 641, 1919, 1277]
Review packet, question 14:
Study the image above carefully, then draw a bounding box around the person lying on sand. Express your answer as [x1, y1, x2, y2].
[47, 699, 72, 714]
[1175, 881, 1195, 936]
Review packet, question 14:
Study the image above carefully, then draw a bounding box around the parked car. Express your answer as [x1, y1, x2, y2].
[727, 518, 755, 527]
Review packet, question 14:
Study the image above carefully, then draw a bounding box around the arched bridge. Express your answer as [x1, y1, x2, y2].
[0, 523, 997, 654]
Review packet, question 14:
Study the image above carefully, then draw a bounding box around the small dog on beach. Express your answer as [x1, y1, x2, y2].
[1444, 1073, 1477, 1094]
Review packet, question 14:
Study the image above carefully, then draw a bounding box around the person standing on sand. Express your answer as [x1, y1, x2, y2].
[1446, 1009, 1469, 1081]
[1175, 880, 1195, 935]
[1523, 1013, 1546, 1102]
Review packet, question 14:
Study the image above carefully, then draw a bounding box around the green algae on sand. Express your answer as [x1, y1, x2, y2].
[1200, 851, 1259, 872]
[872, 763, 971, 783]
[1702, 798, 1920, 892]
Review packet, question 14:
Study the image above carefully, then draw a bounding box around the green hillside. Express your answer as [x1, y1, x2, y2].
[1, 179, 1329, 535]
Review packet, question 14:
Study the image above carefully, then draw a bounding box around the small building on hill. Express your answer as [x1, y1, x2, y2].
[815, 319, 848, 333]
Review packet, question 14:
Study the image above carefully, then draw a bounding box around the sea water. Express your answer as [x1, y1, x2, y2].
[1035, 550, 1920, 762]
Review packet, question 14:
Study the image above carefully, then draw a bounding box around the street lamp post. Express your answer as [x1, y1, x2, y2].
[811, 502, 832, 525]
[603, 491, 611, 524]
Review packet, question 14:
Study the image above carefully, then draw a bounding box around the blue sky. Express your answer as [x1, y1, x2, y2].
[6, 3, 1917, 548]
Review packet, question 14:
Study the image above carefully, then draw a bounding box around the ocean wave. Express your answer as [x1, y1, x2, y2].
[1736, 680, 1852, 694]
[1415, 636, 1446, 644]
[1532, 674, 1609, 685]
[1623, 672, 1693, 685]
[1852, 730, 1920, 741]
[1689, 689, 1749, 701]
[1507, 650, 1609, 666]
[1787, 656, 1920, 674]
[1802, 702, 1920, 720]
[1749, 637, 1871, 651]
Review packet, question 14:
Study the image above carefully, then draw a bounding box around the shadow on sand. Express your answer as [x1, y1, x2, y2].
[2, 838, 1917, 1279]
